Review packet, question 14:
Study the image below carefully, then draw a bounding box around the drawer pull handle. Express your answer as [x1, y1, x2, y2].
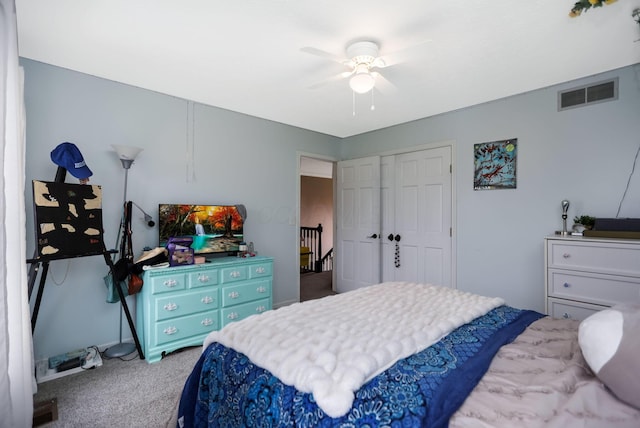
[163, 303, 178, 311]
[256, 305, 266, 313]
[255, 267, 266, 274]
[164, 279, 178, 288]
[201, 318, 214, 326]
[230, 271, 241, 278]
[562, 253, 571, 259]
[228, 291, 240, 299]
[256, 286, 267, 293]
[562, 312, 571, 319]
[227, 312, 239, 320]
[201, 296, 214, 304]
[163, 326, 178, 335]
[198, 275, 210, 283]
[563, 282, 571, 288]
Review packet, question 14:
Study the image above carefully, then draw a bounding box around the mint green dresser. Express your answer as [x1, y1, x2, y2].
[137, 256, 273, 363]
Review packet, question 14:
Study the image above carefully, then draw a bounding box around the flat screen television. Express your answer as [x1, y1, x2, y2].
[158, 204, 244, 256]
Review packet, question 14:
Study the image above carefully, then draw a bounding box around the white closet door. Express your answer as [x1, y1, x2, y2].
[382, 146, 452, 287]
[335, 156, 381, 293]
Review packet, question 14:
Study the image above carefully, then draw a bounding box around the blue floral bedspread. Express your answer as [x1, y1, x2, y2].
[178, 306, 543, 428]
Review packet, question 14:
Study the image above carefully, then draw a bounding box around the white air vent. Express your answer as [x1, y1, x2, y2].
[558, 78, 618, 111]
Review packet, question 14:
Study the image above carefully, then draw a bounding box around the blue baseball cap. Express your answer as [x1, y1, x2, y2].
[50, 142, 93, 179]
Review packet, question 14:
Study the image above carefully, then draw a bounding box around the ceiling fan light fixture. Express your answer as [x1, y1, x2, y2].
[349, 64, 375, 94]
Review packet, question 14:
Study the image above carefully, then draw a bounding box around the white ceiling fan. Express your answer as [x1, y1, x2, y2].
[302, 40, 393, 94]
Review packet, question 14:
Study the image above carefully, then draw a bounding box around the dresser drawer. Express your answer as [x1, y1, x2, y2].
[220, 266, 248, 283]
[548, 269, 640, 307]
[221, 279, 271, 307]
[547, 298, 606, 321]
[249, 262, 272, 279]
[187, 269, 218, 288]
[220, 297, 271, 327]
[547, 240, 640, 276]
[155, 289, 219, 321]
[148, 272, 186, 294]
[155, 310, 219, 346]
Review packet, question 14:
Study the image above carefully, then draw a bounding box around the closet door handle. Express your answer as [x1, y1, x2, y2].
[388, 234, 401, 242]
[367, 233, 378, 239]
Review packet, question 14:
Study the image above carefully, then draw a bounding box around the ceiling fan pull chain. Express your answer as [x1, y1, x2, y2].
[352, 91, 356, 117]
[371, 89, 375, 111]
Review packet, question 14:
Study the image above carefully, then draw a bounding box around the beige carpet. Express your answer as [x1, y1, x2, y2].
[33, 345, 202, 427]
[33, 274, 335, 427]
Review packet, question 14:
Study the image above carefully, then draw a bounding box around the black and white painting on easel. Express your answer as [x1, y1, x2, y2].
[33, 180, 104, 259]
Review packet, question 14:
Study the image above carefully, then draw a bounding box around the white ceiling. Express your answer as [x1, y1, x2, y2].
[15, 0, 640, 138]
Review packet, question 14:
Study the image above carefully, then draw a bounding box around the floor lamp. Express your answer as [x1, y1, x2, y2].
[104, 144, 143, 358]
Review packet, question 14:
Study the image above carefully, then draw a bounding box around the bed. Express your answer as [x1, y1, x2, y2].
[176, 282, 640, 427]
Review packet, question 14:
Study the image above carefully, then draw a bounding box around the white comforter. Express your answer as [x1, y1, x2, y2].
[203, 281, 504, 418]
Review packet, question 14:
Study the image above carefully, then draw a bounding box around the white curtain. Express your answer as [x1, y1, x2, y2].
[0, 0, 35, 427]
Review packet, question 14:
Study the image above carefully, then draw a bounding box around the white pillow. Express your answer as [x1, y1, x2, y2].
[578, 303, 640, 409]
[578, 309, 623, 372]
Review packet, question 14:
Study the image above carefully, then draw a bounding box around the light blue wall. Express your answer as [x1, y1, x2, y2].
[341, 64, 640, 313]
[22, 59, 340, 360]
[23, 58, 640, 360]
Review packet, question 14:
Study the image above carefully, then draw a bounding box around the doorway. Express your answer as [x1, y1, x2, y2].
[299, 156, 336, 301]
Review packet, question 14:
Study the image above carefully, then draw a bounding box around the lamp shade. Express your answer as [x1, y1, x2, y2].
[112, 144, 143, 161]
[349, 65, 375, 94]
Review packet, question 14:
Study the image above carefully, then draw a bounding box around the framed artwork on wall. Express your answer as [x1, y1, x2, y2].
[473, 138, 517, 190]
[32, 180, 104, 260]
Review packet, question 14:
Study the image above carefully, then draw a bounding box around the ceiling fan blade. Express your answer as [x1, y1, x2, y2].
[372, 72, 397, 95]
[300, 47, 349, 65]
[307, 71, 352, 90]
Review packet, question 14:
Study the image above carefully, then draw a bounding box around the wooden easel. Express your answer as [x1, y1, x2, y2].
[27, 167, 144, 360]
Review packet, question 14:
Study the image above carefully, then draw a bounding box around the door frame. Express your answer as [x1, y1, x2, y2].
[296, 151, 339, 301]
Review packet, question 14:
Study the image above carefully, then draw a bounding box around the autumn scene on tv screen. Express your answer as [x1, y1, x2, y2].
[159, 204, 244, 253]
